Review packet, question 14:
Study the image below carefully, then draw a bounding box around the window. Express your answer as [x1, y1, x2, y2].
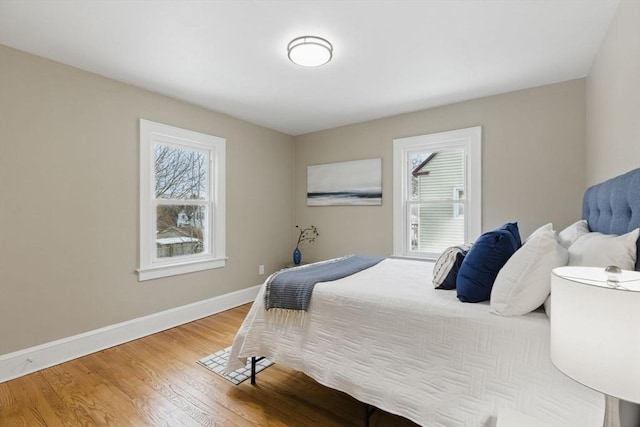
[453, 186, 464, 218]
[393, 126, 481, 260]
[138, 119, 226, 281]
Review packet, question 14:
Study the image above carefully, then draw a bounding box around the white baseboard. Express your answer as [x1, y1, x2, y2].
[0, 284, 261, 383]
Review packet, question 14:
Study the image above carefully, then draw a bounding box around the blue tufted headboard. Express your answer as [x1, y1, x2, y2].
[582, 168, 640, 271]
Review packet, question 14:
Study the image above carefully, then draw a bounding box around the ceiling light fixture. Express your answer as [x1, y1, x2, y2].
[287, 36, 333, 67]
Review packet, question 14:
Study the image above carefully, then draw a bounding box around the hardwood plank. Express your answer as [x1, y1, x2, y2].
[8, 375, 62, 427]
[97, 345, 232, 427]
[86, 348, 196, 427]
[0, 304, 418, 427]
[135, 330, 289, 426]
[76, 356, 160, 425]
[39, 362, 134, 426]
[0, 382, 16, 421]
[0, 375, 63, 427]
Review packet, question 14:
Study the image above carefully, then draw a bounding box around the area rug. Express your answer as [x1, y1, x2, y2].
[197, 346, 273, 385]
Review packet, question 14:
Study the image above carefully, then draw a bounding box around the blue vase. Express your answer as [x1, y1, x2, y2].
[293, 247, 301, 265]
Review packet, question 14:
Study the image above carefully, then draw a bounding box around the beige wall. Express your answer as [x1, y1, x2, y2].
[586, 0, 640, 186]
[2, 0, 635, 356]
[294, 80, 586, 262]
[0, 45, 294, 354]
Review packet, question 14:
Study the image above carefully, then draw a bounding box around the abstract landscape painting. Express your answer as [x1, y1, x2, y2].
[307, 158, 382, 206]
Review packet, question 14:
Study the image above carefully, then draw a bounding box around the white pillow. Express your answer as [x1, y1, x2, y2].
[490, 227, 568, 316]
[557, 220, 589, 249]
[524, 222, 553, 244]
[567, 228, 639, 270]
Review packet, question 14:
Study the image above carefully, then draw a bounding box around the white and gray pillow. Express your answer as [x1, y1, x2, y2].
[433, 244, 471, 290]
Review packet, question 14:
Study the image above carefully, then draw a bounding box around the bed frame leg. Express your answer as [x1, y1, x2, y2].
[250, 356, 266, 385]
[250, 356, 257, 385]
[364, 403, 376, 427]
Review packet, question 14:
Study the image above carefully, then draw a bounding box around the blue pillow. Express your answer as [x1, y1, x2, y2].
[456, 223, 521, 303]
[498, 222, 522, 247]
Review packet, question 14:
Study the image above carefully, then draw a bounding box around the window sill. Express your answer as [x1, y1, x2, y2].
[137, 257, 227, 281]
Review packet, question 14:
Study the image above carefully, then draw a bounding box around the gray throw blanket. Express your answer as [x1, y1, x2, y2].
[264, 254, 385, 314]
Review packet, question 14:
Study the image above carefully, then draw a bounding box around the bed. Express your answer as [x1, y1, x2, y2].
[226, 168, 640, 427]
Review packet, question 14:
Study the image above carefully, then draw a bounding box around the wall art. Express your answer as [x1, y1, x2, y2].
[307, 158, 382, 206]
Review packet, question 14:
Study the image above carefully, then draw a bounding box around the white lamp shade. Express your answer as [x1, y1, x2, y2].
[287, 36, 333, 67]
[550, 266, 640, 403]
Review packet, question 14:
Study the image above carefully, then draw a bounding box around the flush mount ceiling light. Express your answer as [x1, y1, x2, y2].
[287, 36, 333, 67]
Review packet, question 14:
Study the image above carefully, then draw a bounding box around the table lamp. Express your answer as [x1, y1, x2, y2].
[550, 266, 640, 426]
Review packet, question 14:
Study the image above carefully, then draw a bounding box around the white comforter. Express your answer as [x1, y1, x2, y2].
[227, 258, 604, 427]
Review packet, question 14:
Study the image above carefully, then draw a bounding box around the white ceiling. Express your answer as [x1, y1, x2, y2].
[0, 0, 619, 136]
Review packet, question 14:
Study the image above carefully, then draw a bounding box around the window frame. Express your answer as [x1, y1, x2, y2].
[138, 119, 226, 281]
[453, 186, 464, 219]
[392, 126, 481, 260]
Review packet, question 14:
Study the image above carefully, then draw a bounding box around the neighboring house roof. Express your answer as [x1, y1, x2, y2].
[156, 237, 200, 246]
[156, 226, 198, 240]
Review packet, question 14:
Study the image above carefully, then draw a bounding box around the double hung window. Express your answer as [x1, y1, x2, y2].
[138, 119, 226, 281]
[393, 126, 481, 260]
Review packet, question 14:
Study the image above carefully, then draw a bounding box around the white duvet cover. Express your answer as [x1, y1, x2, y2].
[227, 258, 604, 427]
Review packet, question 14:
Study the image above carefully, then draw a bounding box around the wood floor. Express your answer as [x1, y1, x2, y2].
[0, 304, 419, 427]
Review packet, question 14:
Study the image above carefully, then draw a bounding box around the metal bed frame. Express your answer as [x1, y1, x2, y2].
[250, 356, 378, 426]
